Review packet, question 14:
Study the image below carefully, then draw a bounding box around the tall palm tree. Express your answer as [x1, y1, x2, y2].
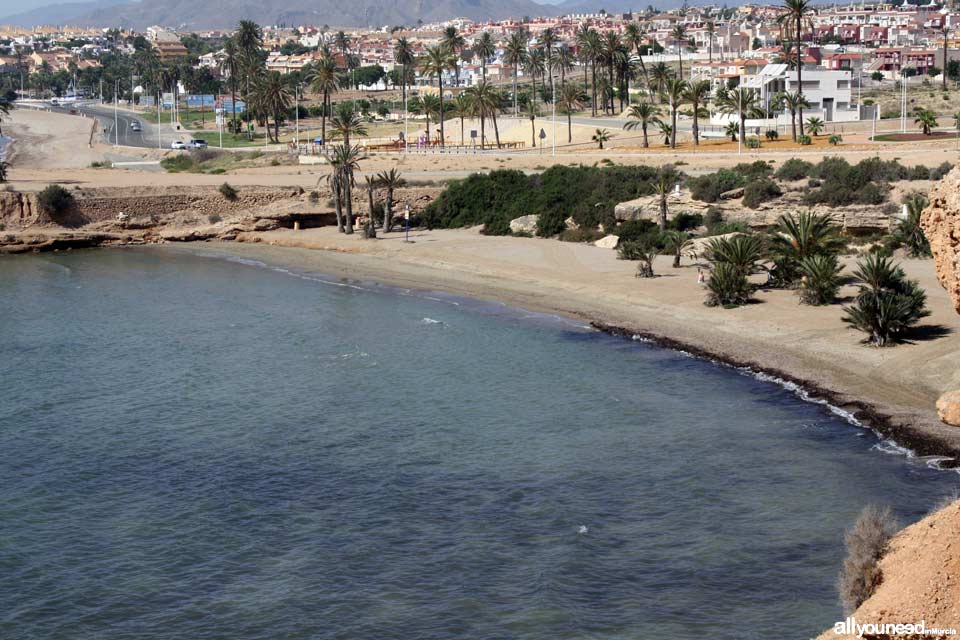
[649, 61, 672, 103]
[775, 90, 810, 141]
[363, 175, 378, 238]
[408, 94, 441, 143]
[705, 21, 716, 63]
[623, 102, 660, 148]
[503, 30, 529, 116]
[575, 24, 601, 115]
[779, 0, 813, 136]
[473, 31, 496, 82]
[328, 143, 364, 234]
[662, 77, 687, 148]
[557, 82, 586, 142]
[683, 79, 711, 145]
[524, 48, 545, 114]
[334, 30, 351, 61]
[466, 80, 502, 148]
[717, 87, 763, 143]
[942, 22, 950, 91]
[376, 168, 406, 232]
[541, 27, 558, 104]
[451, 91, 474, 144]
[442, 26, 466, 87]
[652, 170, 674, 230]
[554, 44, 575, 88]
[420, 45, 456, 148]
[601, 31, 625, 113]
[394, 37, 415, 121]
[254, 71, 292, 142]
[671, 24, 689, 79]
[220, 39, 241, 133]
[236, 20, 264, 59]
[330, 101, 368, 146]
[306, 52, 339, 145]
[623, 22, 650, 87]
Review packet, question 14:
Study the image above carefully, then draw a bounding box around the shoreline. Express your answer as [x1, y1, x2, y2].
[144, 235, 960, 465]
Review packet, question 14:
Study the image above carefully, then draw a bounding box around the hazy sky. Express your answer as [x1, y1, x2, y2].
[0, 0, 91, 19]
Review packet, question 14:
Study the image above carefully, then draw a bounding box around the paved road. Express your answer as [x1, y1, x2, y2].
[52, 102, 184, 149]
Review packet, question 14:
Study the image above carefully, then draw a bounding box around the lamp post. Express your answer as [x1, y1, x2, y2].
[404, 205, 411, 242]
[113, 78, 119, 146]
[295, 83, 301, 151]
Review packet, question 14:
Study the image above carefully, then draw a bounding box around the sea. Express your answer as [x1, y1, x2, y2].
[1, 246, 957, 640]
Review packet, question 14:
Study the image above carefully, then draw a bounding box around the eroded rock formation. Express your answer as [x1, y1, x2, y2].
[923, 170, 960, 315]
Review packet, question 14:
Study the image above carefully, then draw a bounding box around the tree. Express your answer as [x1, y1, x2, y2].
[330, 101, 368, 145]
[220, 39, 241, 133]
[306, 52, 339, 145]
[466, 81, 503, 148]
[503, 31, 529, 116]
[779, 0, 813, 136]
[843, 255, 929, 346]
[871, 70, 885, 83]
[895, 194, 932, 257]
[652, 170, 675, 230]
[473, 31, 496, 82]
[442, 26, 466, 88]
[254, 71, 292, 142]
[408, 94, 441, 143]
[716, 87, 763, 143]
[705, 21, 716, 63]
[524, 47, 545, 115]
[671, 24, 689, 79]
[591, 128, 611, 149]
[557, 82, 586, 142]
[363, 175, 378, 238]
[623, 22, 650, 87]
[942, 22, 950, 91]
[576, 25, 602, 116]
[658, 120, 674, 145]
[775, 90, 810, 141]
[600, 30, 626, 113]
[662, 77, 687, 148]
[420, 46, 456, 148]
[683, 80, 710, 145]
[805, 116, 825, 136]
[913, 108, 938, 135]
[450, 91, 474, 144]
[328, 143, 364, 234]
[394, 37, 415, 126]
[623, 102, 660, 148]
[798, 255, 844, 305]
[768, 211, 845, 285]
[376, 168, 405, 231]
[662, 230, 693, 268]
[649, 61, 673, 103]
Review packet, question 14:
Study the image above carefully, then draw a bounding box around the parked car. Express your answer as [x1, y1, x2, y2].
[170, 140, 186, 150]
[188, 139, 208, 150]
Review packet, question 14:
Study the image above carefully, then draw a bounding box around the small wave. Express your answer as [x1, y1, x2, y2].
[421, 318, 443, 325]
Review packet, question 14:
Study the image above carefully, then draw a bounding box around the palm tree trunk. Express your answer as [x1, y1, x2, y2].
[322, 90, 328, 145]
[513, 67, 518, 116]
[437, 75, 445, 148]
[790, 109, 797, 141]
[492, 112, 501, 148]
[659, 194, 667, 231]
[590, 63, 597, 117]
[479, 109, 486, 149]
[384, 187, 393, 231]
[692, 103, 699, 145]
[531, 116, 536, 146]
[797, 15, 805, 137]
[460, 115, 464, 144]
[642, 123, 649, 148]
[678, 49, 683, 80]
[333, 179, 344, 232]
[344, 176, 354, 234]
[567, 113, 572, 142]
[366, 182, 376, 237]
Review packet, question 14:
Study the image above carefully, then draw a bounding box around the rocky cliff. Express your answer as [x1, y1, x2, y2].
[923, 170, 960, 315]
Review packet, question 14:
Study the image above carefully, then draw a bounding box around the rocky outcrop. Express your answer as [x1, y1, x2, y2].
[937, 391, 960, 427]
[594, 234, 619, 249]
[923, 169, 960, 315]
[510, 215, 539, 234]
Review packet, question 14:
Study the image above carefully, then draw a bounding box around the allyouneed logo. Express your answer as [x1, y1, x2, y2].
[834, 617, 957, 638]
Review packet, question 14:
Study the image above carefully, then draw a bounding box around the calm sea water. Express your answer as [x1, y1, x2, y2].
[1, 247, 958, 640]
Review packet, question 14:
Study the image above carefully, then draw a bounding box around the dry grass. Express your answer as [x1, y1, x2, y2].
[838, 505, 900, 614]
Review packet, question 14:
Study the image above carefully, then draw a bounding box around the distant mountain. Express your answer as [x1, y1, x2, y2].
[0, 0, 135, 26]
[554, 0, 698, 14]
[3, 0, 561, 29]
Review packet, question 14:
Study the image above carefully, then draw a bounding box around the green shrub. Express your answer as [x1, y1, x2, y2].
[209, 168, 226, 175]
[704, 263, 751, 307]
[930, 162, 954, 180]
[828, 134, 843, 146]
[160, 155, 196, 173]
[689, 169, 744, 202]
[218, 182, 238, 201]
[742, 178, 782, 209]
[208, 213, 222, 224]
[705, 206, 724, 228]
[798, 255, 844, 305]
[558, 228, 604, 243]
[536, 208, 567, 237]
[775, 158, 813, 181]
[798, 134, 812, 145]
[745, 138, 761, 149]
[732, 161, 774, 179]
[765, 129, 779, 141]
[705, 234, 765, 275]
[842, 255, 930, 346]
[616, 219, 659, 243]
[669, 211, 703, 231]
[838, 506, 899, 614]
[37, 184, 75, 218]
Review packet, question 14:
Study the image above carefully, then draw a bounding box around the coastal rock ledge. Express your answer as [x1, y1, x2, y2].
[937, 390, 960, 427]
[922, 169, 960, 314]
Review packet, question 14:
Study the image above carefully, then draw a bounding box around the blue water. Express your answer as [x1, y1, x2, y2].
[1, 247, 957, 640]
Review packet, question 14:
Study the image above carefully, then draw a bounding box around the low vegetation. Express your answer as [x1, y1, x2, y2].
[218, 182, 238, 201]
[843, 255, 930, 346]
[37, 184, 75, 218]
[838, 505, 899, 614]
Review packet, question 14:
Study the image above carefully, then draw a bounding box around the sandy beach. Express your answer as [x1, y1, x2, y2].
[150, 225, 960, 461]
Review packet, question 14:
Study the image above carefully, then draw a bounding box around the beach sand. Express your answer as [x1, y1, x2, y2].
[166, 226, 960, 459]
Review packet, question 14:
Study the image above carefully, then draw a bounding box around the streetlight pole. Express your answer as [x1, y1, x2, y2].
[113, 78, 119, 146]
[295, 83, 301, 150]
[404, 205, 411, 242]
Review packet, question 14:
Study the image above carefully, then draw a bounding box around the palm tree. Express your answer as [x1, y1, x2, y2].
[671, 24, 689, 79]
[334, 30, 351, 62]
[716, 87, 763, 143]
[662, 77, 687, 148]
[724, 121, 740, 141]
[576, 25, 601, 116]
[592, 128, 611, 149]
[805, 116, 825, 136]
[473, 31, 496, 82]
[623, 102, 660, 148]
[525, 47, 546, 115]
[897, 195, 932, 257]
[705, 21, 716, 63]
[254, 71, 292, 143]
[220, 39, 241, 134]
[451, 91, 475, 144]
[420, 45, 456, 148]
[658, 120, 674, 145]
[236, 20, 264, 59]
[913, 108, 938, 135]
[557, 82, 586, 142]
[775, 90, 810, 141]
[769, 211, 844, 284]
[330, 101, 369, 145]
[554, 44, 575, 89]
[442, 26, 466, 87]
[541, 27, 559, 103]
[466, 81, 503, 148]
[662, 230, 693, 268]
[329, 143, 364, 234]
[601, 31, 626, 113]
[503, 31, 529, 116]
[363, 175, 378, 238]
[942, 22, 950, 91]
[652, 170, 674, 230]
[649, 61, 673, 103]
[306, 53, 339, 145]
[523, 101, 539, 148]
[779, 0, 813, 136]
[376, 168, 406, 231]
[684, 79, 710, 145]
[623, 22, 650, 87]
[408, 94, 441, 144]
[394, 37, 415, 123]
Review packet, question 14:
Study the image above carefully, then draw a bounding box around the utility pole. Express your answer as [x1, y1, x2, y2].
[114, 78, 119, 146]
[158, 90, 162, 150]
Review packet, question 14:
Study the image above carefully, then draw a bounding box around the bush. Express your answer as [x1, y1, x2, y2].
[704, 263, 751, 307]
[742, 178, 782, 209]
[208, 213, 222, 224]
[930, 162, 954, 180]
[798, 135, 812, 145]
[745, 138, 761, 149]
[219, 182, 238, 201]
[843, 255, 930, 346]
[838, 505, 899, 614]
[704, 206, 724, 228]
[558, 228, 605, 243]
[705, 234, 765, 275]
[732, 161, 774, 179]
[798, 255, 844, 305]
[828, 134, 842, 146]
[669, 211, 703, 231]
[37, 184, 75, 218]
[160, 155, 196, 173]
[775, 158, 813, 181]
[689, 169, 744, 202]
[765, 129, 779, 141]
[536, 208, 567, 237]
[616, 219, 659, 243]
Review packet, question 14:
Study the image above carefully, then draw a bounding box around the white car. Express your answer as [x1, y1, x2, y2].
[188, 139, 209, 150]
[170, 140, 186, 150]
